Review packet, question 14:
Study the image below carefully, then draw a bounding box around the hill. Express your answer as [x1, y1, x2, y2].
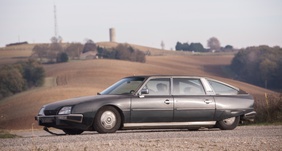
[0, 43, 276, 130]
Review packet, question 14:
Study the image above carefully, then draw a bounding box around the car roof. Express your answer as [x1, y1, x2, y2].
[125, 75, 240, 91]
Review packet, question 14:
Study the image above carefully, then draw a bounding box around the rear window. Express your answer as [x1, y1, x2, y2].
[208, 80, 238, 95]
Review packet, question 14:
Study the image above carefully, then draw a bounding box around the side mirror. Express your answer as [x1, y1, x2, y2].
[141, 88, 149, 95]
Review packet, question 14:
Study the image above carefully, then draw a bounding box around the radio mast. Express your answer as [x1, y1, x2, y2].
[54, 4, 58, 38]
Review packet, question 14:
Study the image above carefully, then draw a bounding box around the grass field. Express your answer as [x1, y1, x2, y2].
[0, 43, 276, 130]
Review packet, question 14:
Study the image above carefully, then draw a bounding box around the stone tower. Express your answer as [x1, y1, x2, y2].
[109, 28, 116, 42]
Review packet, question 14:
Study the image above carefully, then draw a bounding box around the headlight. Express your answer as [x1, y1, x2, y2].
[38, 107, 45, 116]
[58, 106, 72, 115]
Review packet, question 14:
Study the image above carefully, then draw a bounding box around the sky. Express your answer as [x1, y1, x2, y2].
[1, 0, 282, 49]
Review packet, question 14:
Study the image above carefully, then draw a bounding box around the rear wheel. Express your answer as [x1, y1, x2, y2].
[63, 129, 84, 135]
[216, 116, 240, 130]
[94, 106, 121, 133]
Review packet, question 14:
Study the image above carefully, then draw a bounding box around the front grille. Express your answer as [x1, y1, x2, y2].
[44, 110, 58, 115]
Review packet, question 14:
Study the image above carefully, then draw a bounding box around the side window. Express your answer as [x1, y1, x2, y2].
[173, 78, 205, 95]
[208, 80, 238, 95]
[143, 78, 170, 95]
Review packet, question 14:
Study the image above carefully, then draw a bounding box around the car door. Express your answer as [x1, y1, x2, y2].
[130, 78, 174, 123]
[172, 78, 215, 121]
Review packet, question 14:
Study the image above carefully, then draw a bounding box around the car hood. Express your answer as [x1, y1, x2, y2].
[43, 95, 129, 111]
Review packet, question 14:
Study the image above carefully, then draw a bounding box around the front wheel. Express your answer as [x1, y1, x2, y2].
[94, 106, 121, 133]
[216, 116, 240, 130]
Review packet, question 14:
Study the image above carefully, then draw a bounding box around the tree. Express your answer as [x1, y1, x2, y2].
[50, 36, 63, 43]
[32, 43, 64, 63]
[97, 44, 145, 63]
[50, 36, 58, 43]
[82, 39, 97, 53]
[57, 52, 69, 63]
[182, 42, 190, 51]
[175, 42, 182, 51]
[19, 60, 45, 87]
[230, 45, 282, 89]
[48, 43, 63, 63]
[0, 66, 26, 98]
[32, 44, 49, 61]
[190, 43, 205, 52]
[259, 59, 277, 88]
[207, 37, 221, 51]
[0, 60, 45, 99]
[65, 43, 83, 59]
[225, 45, 233, 50]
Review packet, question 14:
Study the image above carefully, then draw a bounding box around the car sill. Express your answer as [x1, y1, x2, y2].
[124, 121, 216, 128]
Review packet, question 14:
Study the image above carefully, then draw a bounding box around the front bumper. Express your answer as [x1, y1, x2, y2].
[35, 114, 83, 126]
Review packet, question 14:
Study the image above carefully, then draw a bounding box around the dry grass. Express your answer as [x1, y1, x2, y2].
[0, 44, 277, 130]
[254, 94, 282, 123]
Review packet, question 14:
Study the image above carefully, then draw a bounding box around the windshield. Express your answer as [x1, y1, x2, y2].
[100, 77, 145, 95]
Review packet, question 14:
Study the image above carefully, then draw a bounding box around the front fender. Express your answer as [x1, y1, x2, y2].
[71, 95, 131, 129]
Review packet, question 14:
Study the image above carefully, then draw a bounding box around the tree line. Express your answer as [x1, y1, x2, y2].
[32, 40, 146, 63]
[230, 45, 282, 90]
[175, 37, 234, 52]
[97, 44, 146, 63]
[0, 60, 45, 99]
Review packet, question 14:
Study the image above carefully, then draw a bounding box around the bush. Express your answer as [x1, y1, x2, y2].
[0, 66, 26, 98]
[0, 60, 45, 99]
[254, 93, 282, 123]
[57, 52, 69, 63]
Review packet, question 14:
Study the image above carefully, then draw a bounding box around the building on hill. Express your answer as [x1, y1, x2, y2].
[79, 51, 99, 60]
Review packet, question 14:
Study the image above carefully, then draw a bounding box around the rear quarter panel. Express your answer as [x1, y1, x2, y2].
[214, 94, 255, 120]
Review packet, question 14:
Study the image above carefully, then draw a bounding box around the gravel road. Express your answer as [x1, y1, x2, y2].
[1, 125, 281, 151]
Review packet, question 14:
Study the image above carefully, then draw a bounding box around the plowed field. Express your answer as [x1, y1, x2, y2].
[0, 44, 276, 130]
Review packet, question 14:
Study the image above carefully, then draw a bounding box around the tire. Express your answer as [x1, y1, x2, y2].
[188, 128, 200, 131]
[216, 116, 240, 130]
[94, 106, 121, 133]
[63, 129, 84, 135]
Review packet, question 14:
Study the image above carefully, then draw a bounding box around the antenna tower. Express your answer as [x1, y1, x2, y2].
[54, 4, 58, 38]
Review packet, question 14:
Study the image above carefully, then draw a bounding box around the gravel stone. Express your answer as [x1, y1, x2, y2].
[1, 125, 281, 151]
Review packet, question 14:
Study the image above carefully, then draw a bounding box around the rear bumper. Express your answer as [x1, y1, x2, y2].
[242, 111, 256, 121]
[35, 114, 83, 126]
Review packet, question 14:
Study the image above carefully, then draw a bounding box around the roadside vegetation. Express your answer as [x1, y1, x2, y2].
[229, 45, 282, 124]
[253, 93, 282, 124]
[0, 130, 18, 139]
[0, 60, 45, 99]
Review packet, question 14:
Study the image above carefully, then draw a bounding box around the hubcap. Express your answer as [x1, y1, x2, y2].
[223, 117, 236, 125]
[100, 111, 116, 129]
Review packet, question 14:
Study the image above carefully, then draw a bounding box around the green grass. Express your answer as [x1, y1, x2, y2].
[0, 130, 18, 139]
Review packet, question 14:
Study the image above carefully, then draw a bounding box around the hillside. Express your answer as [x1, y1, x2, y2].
[0, 43, 276, 130]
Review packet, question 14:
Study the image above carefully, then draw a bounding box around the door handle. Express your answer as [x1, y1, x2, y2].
[204, 99, 213, 104]
[164, 99, 171, 104]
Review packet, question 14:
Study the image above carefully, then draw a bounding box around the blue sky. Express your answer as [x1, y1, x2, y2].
[1, 0, 282, 49]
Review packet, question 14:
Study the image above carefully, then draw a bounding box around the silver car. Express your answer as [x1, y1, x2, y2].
[36, 75, 256, 135]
